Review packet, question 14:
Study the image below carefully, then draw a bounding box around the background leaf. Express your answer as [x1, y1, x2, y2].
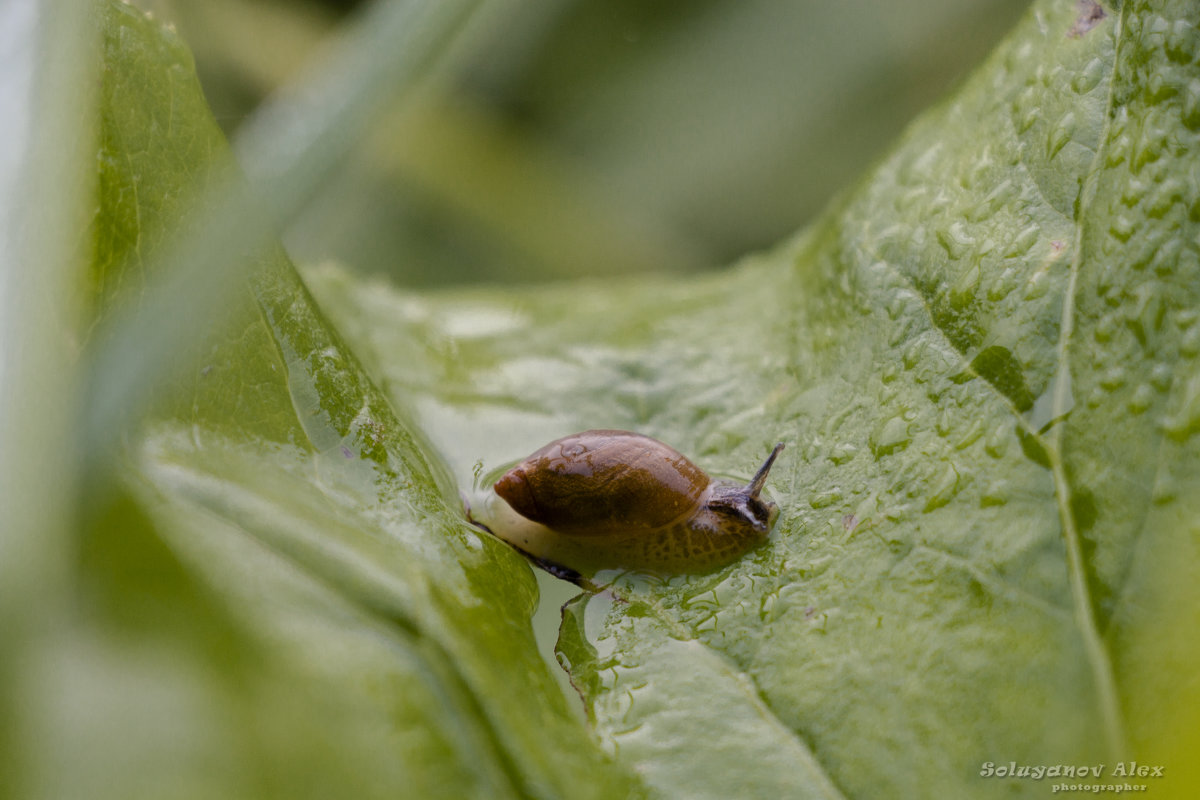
[135, 0, 1034, 285]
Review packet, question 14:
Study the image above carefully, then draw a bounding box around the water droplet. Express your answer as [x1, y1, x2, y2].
[1181, 324, 1200, 358]
[1121, 177, 1148, 208]
[1005, 224, 1040, 257]
[1165, 20, 1198, 65]
[987, 266, 1017, 302]
[1152, 478, 1177, 505]
[870, 416, 912, 458]
[1145, 14, 1171, 39]
[1024, 263, 1052, 300]
[979, 478, 1009, 507]
[1146, 73, 1175, 104]
[967, 179, 1016, 222]
[882, 503, 913, 524]
[1019, 106, 1039, 134]
[828, 442, 858, 465]
[985, 425, 1009, 459]
[1132, 124, 1167, 173]
[1162, 371, 1200, 441]
[954, 419, 985, 450]
[1183, 79, 1200, 131]
[1146, 178, 1185, 219]
[889, 320, 916, 349]
[1128, 383, 1155, 414]
[923, 464, 962, 512]
[1109, 215, 1136, 242]
[1106, 135, 1130, 167]
[1127, 233, 1163, 274]
[937, 223, 975, 259]
[1048, 112, 1076, 159]
[950, 263, 981, 310]
[903, 340, 925, 370]
[1071, 57, 1105, 94]
[936, 409, 953, 437]
[1150, 238, 1183, 276]
[1099, 366, 1127, 391]
[895, 186, 925, 214]
[1150, 362, 1173, 391]
[1123, 283, 1166, 345]
[1094, 313, 1117, 343]
[810, 487, 844, 509]
[1106, 110, 1131, 167]
[887, 291, 913, 320]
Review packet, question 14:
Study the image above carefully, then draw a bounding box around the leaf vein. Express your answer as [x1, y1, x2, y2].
[1047, 2, 1128, 762]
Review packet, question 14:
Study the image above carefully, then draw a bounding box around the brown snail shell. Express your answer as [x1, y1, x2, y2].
[480, 430, 783, 575]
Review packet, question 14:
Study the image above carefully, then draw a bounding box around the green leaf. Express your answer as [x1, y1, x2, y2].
[9, 2, 637, 798]
[307, 0, 1200, 797]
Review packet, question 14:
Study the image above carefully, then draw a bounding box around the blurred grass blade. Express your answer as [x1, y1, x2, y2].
[0, 0, 94, 623]
[82, 0, 480, 465]
[0, 1, 95, 793]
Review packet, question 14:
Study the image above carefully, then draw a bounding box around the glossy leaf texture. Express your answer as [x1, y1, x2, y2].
[308, 0, 1200, 797]
[19, 2, 638, 799]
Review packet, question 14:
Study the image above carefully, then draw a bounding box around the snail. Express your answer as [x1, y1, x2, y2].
[470, 430, 784, 578]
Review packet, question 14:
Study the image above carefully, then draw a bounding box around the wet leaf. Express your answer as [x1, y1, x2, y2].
[309, 0, 1200, 797]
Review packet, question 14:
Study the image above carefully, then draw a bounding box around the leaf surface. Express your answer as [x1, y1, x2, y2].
[308, 0, 1200, 796]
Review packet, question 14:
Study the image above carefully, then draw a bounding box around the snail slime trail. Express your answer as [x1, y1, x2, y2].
[474, 430, 784, 577]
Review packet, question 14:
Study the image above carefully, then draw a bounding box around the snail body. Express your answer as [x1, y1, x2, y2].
[479, 430, 783, 575]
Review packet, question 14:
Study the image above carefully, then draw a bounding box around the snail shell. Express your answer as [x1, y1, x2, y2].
[479, 430, 783, 575]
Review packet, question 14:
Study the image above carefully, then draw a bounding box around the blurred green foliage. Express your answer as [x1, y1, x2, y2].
[135, 0, 1030, 285]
